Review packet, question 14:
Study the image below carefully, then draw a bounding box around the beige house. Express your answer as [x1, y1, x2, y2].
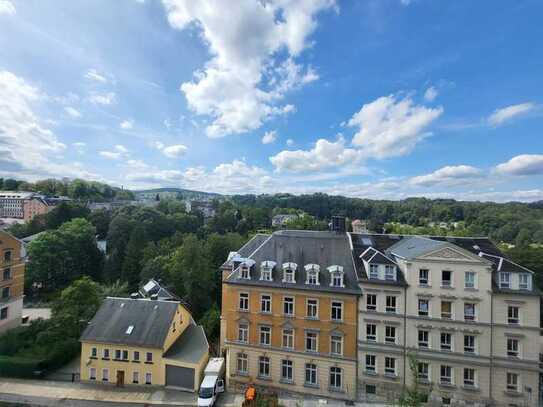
[80, 297, 209, 392]
[0, 230, 25, 334]
[349, 233, 541, 406]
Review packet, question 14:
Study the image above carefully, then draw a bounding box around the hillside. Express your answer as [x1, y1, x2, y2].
[133, 187, 222, 201]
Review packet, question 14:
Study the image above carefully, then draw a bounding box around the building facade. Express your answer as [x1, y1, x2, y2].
[80, 297, 209, 392]
[0, 231, 26, 334]
[220, 231, 361, 400]
[350, 233, 541, 406]
[0, 191, 34, 219]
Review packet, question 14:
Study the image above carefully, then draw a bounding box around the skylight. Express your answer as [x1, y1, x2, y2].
[126, 325, 134, 335]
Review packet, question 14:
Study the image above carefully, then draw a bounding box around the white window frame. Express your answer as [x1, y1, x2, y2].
[440, 332, 452, 351]
[89, 367, 96, 380]
[282, 263, 297, 283]
[418, 299, 429, 317]
[441, 300, 452, 320]
[260, 294, 272, 313]
[305, 264, 320, 285]
[500, 272, 511, 289]
[369, 264, 379, 279]
[237, 353, 248, 375]
[464, 303, 476, 321]
[258, 356, 270, 378]
[365, 354, 376, 373]
[330, 335, 343, 356]
[506, 372, 519, 392]
[386, 296, 397, 313]
[305, 363, 318, 386]
[239, 292, 249, 311]
[440, 365, 452, 385]
[102, 368, 109, 382]
[238, 323, 249, 343]
[519, 273, 531, 290]
[281, 359, 293, 383]
[463, 368, 476, 387]
[145, 372, 152, 385]
[329, 366, 343, 390]
[418, 330, 429, 349]
[260, 264, 273, 281]
[366, 324, 377, 342]
[417, 362, 429, 381]
[464, 334, 475, 354]
[441, 270, 453, 288]
[385, 265, 396, 281]
[366, 294, 377, 311]
[507, 338, 520, 358]
[508, 306, 520, 324]
[384, 357, 396, 376]
[259, 326, 271, 346]
[283, 296, 294, 316]
[331, 301, 343, 321]
[306, 298, 318, 319]
[132, 371, 139, 384]
[328, 265, 344, 287]
[385, 326, 396, 344]
[282, 328, 294, 349]
[419, 269, 429, 286]
[465, 271, 476, 289]
[240, 263, 251, 279]
[305, 331, 318, 353]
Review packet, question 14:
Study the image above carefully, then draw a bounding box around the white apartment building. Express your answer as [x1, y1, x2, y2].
[349, 233, 541, 407]
[0, 191, 34, 218]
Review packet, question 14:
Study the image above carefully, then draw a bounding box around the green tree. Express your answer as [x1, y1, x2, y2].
[89, 209, 111, 239]
[121, 226, 146, 290]
[397, 352, 429, 407]
[199, 305, 220, 343]
[51, 276, 101, 338]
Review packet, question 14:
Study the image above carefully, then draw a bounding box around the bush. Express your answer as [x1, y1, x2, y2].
[0, 355, 43, 378]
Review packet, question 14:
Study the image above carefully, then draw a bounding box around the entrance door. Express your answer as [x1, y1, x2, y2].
[116, 370, 125, 387]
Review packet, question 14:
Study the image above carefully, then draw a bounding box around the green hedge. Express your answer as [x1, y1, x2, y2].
[0, 355, 43, 378]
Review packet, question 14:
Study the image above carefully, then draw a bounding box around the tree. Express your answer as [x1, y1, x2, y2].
[167, 235, 214, 319]
[89, 209, 111, 239]
[397, 352, 430, 407]
[51, 276, 101, 338]
[199, 305, 221, 343]
[26, 218, 104, 295]
[121, 226, 146, 290]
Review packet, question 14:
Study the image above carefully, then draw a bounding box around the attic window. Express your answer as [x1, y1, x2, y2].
[328, 265, 345, 288]
[240, 264, 251, 279]
[282, 262, 297, 283]
[260, 261, 275, 281]
[305, 264, 320, 285]
[126, 325, 134, 335]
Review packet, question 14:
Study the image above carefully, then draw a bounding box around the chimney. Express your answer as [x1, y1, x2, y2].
[130, 293, 139, 300]
[331, 216, 346, 233]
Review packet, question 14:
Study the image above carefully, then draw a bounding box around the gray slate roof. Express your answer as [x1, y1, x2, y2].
[80, 297, 178, 349]
[225, 230, 361, 295]
[163, 324, 209, 364]
[386, 235, 448, 259]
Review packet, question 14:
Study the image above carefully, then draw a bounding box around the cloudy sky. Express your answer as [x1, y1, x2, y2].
[1, 0, 542, 201]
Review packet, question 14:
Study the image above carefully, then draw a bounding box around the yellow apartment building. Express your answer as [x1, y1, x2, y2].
[220, 230, 361, 400]
[80, 297, 209, 392]
[0, 230, 25, 334]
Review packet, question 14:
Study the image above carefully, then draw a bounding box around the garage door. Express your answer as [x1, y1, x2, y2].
[165, 365, 195, 390]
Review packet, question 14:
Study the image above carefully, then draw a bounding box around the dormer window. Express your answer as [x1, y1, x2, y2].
[305, 264, 320, 285]
[385, 265, 396, 281]
[519, 273, 531, 290]
[499, 272, 511, 289]
[282, 262, 297, 283]
[260, 261, 276, 281]
[369, 264, 379, 279]
[328, 265, 344, 288]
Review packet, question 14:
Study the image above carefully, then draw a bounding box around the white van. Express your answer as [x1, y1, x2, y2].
[198, 358, 225, 407]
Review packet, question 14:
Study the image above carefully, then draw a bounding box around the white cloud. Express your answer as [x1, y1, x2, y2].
[99, 144, 129, 160]
[88, 92, 116, 105]
[0, 71, 100, 180]
[0, 0, 15, 15]
[270, 137, 361, 173]
[409, 165, 483, 187]
[262, 130, 277, 144]
[286, 138, 294, 146]
[64, 106, 81, 118]
[423, 86, 438, 102]
[400, 0, 411, 5]
[84, 69, 108, 83]
[495, 154, 543, 176]
[120, 119, 134, 129]
[162, 0, 334, 137]
[348, 95, 443, 159]
[488, 102, 535, 126]
[162, 144, 188, 158]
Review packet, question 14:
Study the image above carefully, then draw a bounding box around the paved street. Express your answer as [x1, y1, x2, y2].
[0, 378, 391, 407]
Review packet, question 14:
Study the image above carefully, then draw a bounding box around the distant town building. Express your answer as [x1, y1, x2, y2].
[139, 279, 178, 301]
[271, 213, 298, 227]
[187, 200, 215, 218]
[0, 191, 70, 221]
[351, 219, 368, 233]
[0, 231, 26, 334]
[87, 201, 134, 212]
[80, 297, 209, 391]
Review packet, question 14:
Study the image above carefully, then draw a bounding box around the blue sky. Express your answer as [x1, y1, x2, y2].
[1, 0, 542, 201]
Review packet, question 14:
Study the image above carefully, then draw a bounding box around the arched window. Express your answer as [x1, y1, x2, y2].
[282, 262, 297, 283]
[328, 265, 344, 288]
[304, 264, 320, 285]
[4, 251, 11, 262]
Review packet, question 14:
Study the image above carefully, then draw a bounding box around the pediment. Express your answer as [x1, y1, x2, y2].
[420, 247, 475, 261]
